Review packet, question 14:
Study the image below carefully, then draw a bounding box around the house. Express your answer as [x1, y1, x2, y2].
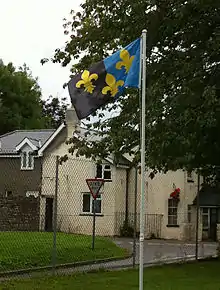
[39, 107, 132, 236]
[127, 167, 220, 242]
[0, 107, 133, 236]
[37, 107, 216, 241]
[1, 107, 219, 241]
[0, 129, 55, 231]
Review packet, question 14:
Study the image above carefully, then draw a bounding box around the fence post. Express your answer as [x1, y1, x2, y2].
[132, 167, 138, 268]
[52, 155, 59, 273]
[195, 173, 200, 260]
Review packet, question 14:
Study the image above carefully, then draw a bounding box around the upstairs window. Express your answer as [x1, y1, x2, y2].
[5, 190, 12, 198]
[187, 171, 194, 183]
[96, 164, 111, 181]
[21, 151, 34, 170]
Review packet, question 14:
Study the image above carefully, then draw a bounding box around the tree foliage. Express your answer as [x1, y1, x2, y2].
[0, 61, 67, 134]
[41, 96, 67, 129]
[0, 62, 45, 134]
[47, 0, 220, 180]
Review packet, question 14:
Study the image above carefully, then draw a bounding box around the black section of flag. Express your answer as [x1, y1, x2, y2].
[68, 61, 110, 120]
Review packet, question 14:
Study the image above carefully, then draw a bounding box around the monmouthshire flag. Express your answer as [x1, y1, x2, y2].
[68, 38, 141, 119]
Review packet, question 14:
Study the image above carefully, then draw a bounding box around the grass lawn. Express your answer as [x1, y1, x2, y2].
[1, 260, 220, 289]
[0, 232, 127, 272]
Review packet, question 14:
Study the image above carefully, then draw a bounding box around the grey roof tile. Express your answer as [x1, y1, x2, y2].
[0, 129, 55, 154]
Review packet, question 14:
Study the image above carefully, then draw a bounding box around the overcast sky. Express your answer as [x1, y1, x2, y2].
[0, 0, 82, 102]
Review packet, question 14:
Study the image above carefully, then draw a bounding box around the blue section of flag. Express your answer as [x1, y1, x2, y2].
[103, 38, 140, 97]
[68, 37, 141, 119]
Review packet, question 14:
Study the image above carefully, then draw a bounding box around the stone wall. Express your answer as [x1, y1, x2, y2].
[0, 157, 41, 231]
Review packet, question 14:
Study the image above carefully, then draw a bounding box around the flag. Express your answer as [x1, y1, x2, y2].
[68, 38, 141, 119]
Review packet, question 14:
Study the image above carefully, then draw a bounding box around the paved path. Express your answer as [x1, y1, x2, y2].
[0, 238, 217, 281]
[114, 238, 218, 265]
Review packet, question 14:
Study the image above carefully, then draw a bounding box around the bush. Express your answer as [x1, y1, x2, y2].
[120, 221, 134, 237]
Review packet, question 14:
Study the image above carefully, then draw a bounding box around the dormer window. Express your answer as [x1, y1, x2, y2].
[21, 151, 34, 170]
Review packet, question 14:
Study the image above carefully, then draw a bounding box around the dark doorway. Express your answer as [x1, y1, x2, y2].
[209, 208, 218, 241]
[45, 198, 53, 232]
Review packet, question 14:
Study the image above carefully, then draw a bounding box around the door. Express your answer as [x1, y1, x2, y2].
[209, 208, 218, 241]
[45, 198, 53, 232]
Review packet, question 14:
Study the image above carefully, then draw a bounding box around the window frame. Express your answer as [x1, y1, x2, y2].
[167, 198, 179, 226]
[82, 192, 102, 214]
[21, 151, 34, 170]
[5, 190, 12, 198]
[187, 171, 194, 183]
[187, 205, 192, 223]
[96, 164, 112, 181]
[202, 207, 210, 230]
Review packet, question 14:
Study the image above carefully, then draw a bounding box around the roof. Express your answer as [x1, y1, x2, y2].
[0, 124, 131, 166]
[193, 185, 220, 206]
[0, 129, 55, 154]
[76, 127, 130, 166]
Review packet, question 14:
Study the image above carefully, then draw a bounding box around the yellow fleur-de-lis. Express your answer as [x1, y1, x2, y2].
[76, 70, 98, 94]
[116, 49, 135, 73]
[102, 74, 124, 97]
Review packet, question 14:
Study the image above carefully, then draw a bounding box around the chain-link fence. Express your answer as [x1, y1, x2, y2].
[0, 155, 218, 279]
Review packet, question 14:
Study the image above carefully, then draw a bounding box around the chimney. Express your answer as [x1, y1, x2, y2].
[65, 106, 80, 138]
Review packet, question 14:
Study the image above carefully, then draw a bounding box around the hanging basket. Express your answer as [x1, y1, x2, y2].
[170, 187, 180, 200]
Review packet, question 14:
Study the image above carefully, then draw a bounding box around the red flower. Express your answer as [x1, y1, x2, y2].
[170, 188, 180, 199]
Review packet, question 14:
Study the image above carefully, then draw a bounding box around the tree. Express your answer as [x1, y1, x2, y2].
[40, 96, 67, 129]
[0, 61, 67, 134]
[44, 0, 220, 181]
[0, 62, 45, 134]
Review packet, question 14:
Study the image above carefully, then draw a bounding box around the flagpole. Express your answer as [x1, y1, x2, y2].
[139, 29, 147, 290]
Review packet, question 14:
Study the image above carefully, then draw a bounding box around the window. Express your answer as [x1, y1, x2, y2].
[96, 164, 102, 178]
[5, 190, 12, 198]
[187, 171, 194, 182]
[21, 151, 34, 170]
[188, 205, 192, 223]
[168, 199, 178, 226]
[96, 164, 111, 180]
[82, 193, 102, 214]
[202, 208, 209, 230]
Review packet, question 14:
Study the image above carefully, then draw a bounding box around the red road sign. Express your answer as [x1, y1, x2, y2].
[86, 178, 104, 199]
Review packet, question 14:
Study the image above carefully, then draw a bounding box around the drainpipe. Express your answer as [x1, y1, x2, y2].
[195, 173, 200, 260]
[125, 168, 130, 224]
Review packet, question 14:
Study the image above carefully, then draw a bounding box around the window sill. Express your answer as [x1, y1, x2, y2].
[79, 213, 104, 217]
[187, 180, 194, 183]
[104, 179, 112, 183]
[21, 167, 34, 171]
[166, 225, 179, 228]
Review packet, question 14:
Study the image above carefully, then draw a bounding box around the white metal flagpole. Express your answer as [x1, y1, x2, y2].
[139, 29, 147, 290]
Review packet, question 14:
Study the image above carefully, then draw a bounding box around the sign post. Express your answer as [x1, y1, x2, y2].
[86, 178, 104, 250]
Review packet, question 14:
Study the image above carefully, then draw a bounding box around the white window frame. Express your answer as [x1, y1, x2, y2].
[21, 151, 34, 170]
[202, 207, 210, 230]
[168, 198, 178, 226]
[82, 192, 102, 214]
[96, 164, 112, 181]
[5, 190, 12, 198]
[187, 171, 194, 182]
